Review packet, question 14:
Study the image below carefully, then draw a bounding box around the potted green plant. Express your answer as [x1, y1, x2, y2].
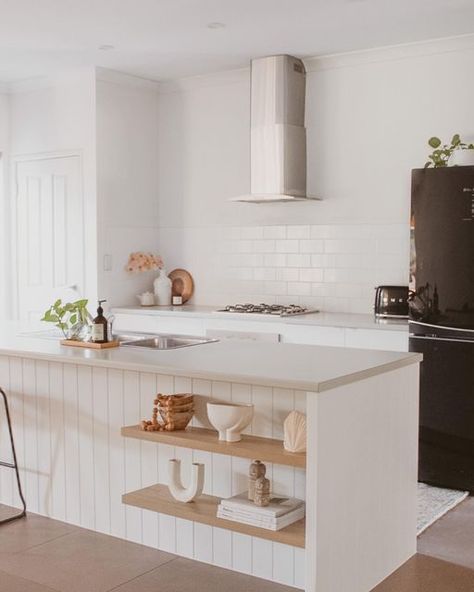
[425, 134, 474, 168]
[41, 299, 91, 340]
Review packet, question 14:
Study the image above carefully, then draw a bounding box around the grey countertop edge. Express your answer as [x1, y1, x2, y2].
[0, 345, 422, 394]
[316, 352, 422, 393]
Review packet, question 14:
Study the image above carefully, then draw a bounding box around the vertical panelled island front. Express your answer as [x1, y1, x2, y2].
[0, 327, 421, 592]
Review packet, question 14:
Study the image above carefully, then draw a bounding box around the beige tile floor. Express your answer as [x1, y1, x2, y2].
[0, 498, 473, 592]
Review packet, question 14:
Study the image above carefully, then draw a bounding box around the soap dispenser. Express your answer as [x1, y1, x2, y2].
[91, 300, 108, 343]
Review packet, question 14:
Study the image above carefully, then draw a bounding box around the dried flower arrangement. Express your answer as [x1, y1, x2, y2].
[125, 252, 164, 273]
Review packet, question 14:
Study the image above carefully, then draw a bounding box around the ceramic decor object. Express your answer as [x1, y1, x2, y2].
[254, 476, 271, 507]
[207, 401, 254, 442]
[168, 458, 204, 503]
[168, 268, 194, 304]
[154, 269, 172, 306]
[248, 460, 266, 501]
[283, 410, 307, 453]
[136, 291, 155, 306]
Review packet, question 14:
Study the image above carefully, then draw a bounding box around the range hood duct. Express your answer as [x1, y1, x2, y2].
[232, 55, 318, 203]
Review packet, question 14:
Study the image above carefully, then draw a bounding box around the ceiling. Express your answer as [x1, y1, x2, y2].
[0, 0, 473, 83]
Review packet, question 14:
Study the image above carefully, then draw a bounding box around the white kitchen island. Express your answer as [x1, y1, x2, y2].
[0, 326, 421, 592]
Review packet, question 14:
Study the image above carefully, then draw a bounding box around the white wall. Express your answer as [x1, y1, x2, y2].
[155, 36, 474, 313]
[0, 92, 10, 319]
[96, 71, 160, 308]
[8, 69, 98, 309]
[5, 68, 161, 316]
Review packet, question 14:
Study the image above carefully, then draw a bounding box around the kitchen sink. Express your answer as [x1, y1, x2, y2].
[117, 333, 218, 350]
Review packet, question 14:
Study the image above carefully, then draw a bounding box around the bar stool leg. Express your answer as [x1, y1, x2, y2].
[0, 387, 26, 524]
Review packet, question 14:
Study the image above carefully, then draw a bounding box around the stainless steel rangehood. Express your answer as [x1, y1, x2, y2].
[232, 55, 317, 203]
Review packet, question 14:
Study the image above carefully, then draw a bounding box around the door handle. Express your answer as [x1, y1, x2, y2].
[410, 334, 474, 344]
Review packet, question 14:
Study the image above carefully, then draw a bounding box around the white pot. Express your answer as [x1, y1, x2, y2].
[449, 149, 474, 167]
[207, 401, 254, 442]
[153, 269, 172, 306]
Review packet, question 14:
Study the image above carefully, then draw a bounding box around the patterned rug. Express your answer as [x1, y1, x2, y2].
[417, 482, 469, 535]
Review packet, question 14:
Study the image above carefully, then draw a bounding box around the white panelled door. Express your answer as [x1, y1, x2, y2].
[14, 155, 84, 322]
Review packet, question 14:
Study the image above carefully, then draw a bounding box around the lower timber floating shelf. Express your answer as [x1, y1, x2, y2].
[122, 483, 305, 548]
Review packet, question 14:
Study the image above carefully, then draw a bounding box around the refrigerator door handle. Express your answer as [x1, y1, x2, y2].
[410, 334, 474, 344]
[409, 320, 474, 334]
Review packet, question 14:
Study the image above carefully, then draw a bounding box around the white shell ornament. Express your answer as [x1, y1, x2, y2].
[283, 411, 307, 453]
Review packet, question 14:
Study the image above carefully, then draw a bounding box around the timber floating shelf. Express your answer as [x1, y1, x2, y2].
[122, 484, 305, 548]
[121, 425, 306, 468]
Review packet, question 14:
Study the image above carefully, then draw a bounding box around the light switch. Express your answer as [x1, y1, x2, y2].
[103, 254, 112, 271]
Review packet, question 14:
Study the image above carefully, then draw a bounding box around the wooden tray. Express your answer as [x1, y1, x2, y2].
[60, 339, 120, 349]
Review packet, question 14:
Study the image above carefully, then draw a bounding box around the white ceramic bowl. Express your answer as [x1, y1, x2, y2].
[207, 401, 254, 442]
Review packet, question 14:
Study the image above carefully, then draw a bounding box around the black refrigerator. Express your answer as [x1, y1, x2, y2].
[410, 166, 474, 491]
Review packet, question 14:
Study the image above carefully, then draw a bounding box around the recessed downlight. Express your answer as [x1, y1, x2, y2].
[207, 22, 226, 29]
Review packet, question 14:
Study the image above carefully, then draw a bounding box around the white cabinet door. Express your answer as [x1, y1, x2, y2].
[283, 324, 345, 346]
[13, 155, 84, 321]
[344, 328, 408, 352]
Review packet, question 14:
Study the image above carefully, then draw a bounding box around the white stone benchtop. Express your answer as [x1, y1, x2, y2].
[0, 323, 420, 392]
[111, 305, 408, 332]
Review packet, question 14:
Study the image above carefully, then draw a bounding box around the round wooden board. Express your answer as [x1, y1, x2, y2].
[168, 268, 194, 303]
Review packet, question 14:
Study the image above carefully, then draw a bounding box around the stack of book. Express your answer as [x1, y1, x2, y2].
[217, 493, 305, 531]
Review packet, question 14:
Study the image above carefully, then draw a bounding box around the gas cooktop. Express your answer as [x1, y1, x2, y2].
[216, 303, 318, 317]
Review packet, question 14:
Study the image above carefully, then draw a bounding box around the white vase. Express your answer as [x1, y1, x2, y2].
[449, 149, 474, 167]
[153, 269, 172, 306]
[168, 459, 204, 503]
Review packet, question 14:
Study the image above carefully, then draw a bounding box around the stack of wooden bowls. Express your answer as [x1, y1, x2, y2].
[141, 393, 194, 432]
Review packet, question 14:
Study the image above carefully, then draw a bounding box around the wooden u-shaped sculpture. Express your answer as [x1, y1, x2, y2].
[168, 459, 205, 503]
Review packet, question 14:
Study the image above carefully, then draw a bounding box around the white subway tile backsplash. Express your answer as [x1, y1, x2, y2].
[302, 296, 324, 309]
[287, 225, 311, 239]
[253, 240, 276, 253]
[264, 281, 287, 295]
[287, 282, 312, 296]
[299, 268, 324, 283]
[348, 297, 373, 314]
[311, 282, 337, 297]
[228, 253, 264, 267]
[276, 268, 300, 282]
[309, 225, 332, 239]
[323, 297, 350, 312]
[311, 253, 337, 267]
[376, 238, 407, 254]
[324, 239, 375, 254]
[235, 240, 254, 253]
[334, 283, 364, 298]
[254, 267, 277, 281]
[335, 253, 378, 268]
[324, 268, 374, 283]
[275, 239, 299, 253]
[300, 239, 324, 253]
[159, 223, 408, 314]
[263, 253, 287, 267]
[231, 268, 254, 280]
[227, 227, 242, 240]
[287, 253, 311, 267]
[241, 226, 264, 240]
[263, 226, 287, 239]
